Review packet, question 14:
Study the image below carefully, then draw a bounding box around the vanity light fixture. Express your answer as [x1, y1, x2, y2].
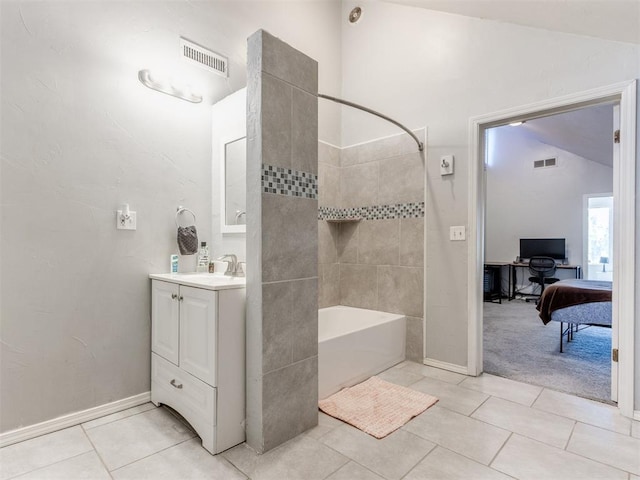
[138, 69, 202, 103]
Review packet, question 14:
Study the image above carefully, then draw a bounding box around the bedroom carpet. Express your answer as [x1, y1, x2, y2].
[483, 299, 611, 403]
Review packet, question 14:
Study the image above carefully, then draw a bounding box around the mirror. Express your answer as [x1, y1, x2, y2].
[220, 135, 247, 234]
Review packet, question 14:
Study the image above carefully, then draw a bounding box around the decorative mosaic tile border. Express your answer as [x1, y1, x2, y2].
[262, 164, 318, 199]
[318, 202, 425, 221]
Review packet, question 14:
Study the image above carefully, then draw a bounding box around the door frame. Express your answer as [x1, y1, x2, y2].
[467, 80, 636, 417]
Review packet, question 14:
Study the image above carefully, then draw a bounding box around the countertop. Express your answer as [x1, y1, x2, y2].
[150, 273, 246, 291]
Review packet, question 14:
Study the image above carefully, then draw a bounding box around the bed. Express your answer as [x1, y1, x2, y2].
[536, 279, 612, 352]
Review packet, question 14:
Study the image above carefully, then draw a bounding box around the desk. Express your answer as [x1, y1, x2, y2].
[483, 262, 582, 301]
[508, 263, 581, 300]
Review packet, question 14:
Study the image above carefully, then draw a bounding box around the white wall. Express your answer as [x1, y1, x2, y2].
[486, 125, 613, 266]
[0, 0, 341, 433]
[339, 1, 639, 369]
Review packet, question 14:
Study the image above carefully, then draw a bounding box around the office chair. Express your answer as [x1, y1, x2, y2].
[526, 256, 559, 302]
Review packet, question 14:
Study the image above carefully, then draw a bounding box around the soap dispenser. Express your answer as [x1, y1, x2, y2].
[196, 242, 210, 272]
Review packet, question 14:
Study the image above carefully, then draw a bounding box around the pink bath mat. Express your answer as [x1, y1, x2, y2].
[318, 376, 438, 439]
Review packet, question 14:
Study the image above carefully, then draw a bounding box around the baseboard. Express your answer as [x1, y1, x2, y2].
[423, 357, 470, 375]
[634, 410, 640, 422]
[0, 392, 151, 448]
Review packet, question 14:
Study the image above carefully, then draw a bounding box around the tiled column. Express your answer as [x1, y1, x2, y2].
[246, 30, 319, 453]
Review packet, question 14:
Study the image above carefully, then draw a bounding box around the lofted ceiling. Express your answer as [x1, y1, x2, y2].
[384, 0, 640, 45]
[520, 105, 615, 167]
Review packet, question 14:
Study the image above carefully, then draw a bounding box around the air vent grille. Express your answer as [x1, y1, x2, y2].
[179, 37, 228, 78]
[534, 157, 557, 169]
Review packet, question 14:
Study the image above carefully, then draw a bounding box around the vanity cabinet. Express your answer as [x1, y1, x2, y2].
[150, 275, 245, 454]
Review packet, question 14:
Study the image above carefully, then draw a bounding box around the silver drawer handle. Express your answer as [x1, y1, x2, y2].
[170, 379, 183, 389]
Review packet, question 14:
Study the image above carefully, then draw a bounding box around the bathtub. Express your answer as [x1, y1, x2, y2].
[318, 305, 406, 399]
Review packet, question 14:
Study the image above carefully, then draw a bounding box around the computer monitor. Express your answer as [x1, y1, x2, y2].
[519, 238, 566, 260]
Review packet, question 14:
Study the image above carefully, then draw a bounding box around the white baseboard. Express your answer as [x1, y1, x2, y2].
[0, 392, 151, 448]
[634, 410, 640, 422]
[423, 357, 470, 375]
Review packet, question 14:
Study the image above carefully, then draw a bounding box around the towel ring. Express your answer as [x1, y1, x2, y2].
[175, 206, 197, 227]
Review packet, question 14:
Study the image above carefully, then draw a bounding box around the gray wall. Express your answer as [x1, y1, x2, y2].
[318, 131, 426, 361]
[0, 1, 340, 434]
[246, 30, 319, 453]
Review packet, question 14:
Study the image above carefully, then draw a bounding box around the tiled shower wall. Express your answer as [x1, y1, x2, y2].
[318, 131, 426, 361]
[246, 30, 318, 453]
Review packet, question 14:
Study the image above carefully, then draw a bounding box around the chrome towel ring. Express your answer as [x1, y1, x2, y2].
[175, 206, 197, 227]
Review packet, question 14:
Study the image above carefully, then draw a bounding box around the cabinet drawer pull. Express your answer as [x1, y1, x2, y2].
[170, 379, 183, 389]
[178, 296, 184, 301]
[171, 293, 178, 300]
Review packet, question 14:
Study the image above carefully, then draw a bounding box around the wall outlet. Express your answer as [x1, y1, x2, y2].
[116, 210, 137, 230]
[450, 225, 466, 241]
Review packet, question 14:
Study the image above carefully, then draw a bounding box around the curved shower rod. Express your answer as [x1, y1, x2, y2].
[318, 93, 424, 152]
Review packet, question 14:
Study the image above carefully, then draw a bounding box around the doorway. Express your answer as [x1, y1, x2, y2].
[482, 111, 614, 402]
[468, 81, 636, 416]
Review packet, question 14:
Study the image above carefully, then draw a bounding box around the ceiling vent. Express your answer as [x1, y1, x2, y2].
[534, 157, 557, 169]
[179, 37, 228, 78]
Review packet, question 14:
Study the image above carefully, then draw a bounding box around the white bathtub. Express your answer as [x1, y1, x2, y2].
[318, 305, 406, 399]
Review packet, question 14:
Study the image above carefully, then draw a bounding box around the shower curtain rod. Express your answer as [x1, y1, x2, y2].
[318, 93, 424, 152]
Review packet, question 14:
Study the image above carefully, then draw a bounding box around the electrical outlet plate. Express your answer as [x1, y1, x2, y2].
[440, 155, 454, 176]
[450, 225, 466, 241]
[116, 210, 137, 230]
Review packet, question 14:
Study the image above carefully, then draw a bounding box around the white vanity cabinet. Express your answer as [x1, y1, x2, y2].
[150, 274, 246, 455]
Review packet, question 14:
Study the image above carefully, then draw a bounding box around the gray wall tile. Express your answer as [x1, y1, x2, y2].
[292, 87, 318, 175]
[319, 163, 340, 208]
[262, 356, 319, 452]
[340, 163, 378, 208]
[337, 222, 359, 264]
[377, 266, 424, 317]
[262, 194, 318, 282]
[319, 263, 340, 309]
[318, 141, 340, 167]
[291, 278, 318, 362]
[378, 152, 424, 205]
[261, 74, 292, 169]
[406, 316, 424, 362]
[261, 30, 318, 94]
[318, 220, 338, 264]
[400, 218, 424, 267]
[358, 219, 400, 265]
[339, 264, 377, 310]
[262, 282, 294, 373]
[248, 29, 319, 453]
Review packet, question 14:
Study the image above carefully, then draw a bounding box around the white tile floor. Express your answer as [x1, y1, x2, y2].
[1, 361, 639, 480]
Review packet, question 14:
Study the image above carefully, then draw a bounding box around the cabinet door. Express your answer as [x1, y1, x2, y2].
[151, 280, 180, 365]
[179, 285, 217, 386]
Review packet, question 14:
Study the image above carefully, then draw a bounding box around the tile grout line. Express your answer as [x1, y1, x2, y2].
[563, 419, 578, 450]
[4, 449, 98, 480]
[79, 424, 115, 480]
[487, 431, 513, 469]
[108, 436, 196, 474]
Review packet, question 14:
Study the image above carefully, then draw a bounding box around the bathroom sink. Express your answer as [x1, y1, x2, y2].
[149, 272, 246, 290]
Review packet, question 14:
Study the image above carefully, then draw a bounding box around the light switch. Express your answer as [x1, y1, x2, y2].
[450, 226, 466, 241]
[440, 155, 454, 176]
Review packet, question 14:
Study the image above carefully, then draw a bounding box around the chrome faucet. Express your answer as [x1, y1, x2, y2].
[217, 254, 244, 277]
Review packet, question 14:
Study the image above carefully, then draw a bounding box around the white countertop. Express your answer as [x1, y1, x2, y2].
[150, 273, 246, 291]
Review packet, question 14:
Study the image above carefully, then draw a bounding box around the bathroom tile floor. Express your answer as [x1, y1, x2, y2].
[2, 361, 639, 480]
